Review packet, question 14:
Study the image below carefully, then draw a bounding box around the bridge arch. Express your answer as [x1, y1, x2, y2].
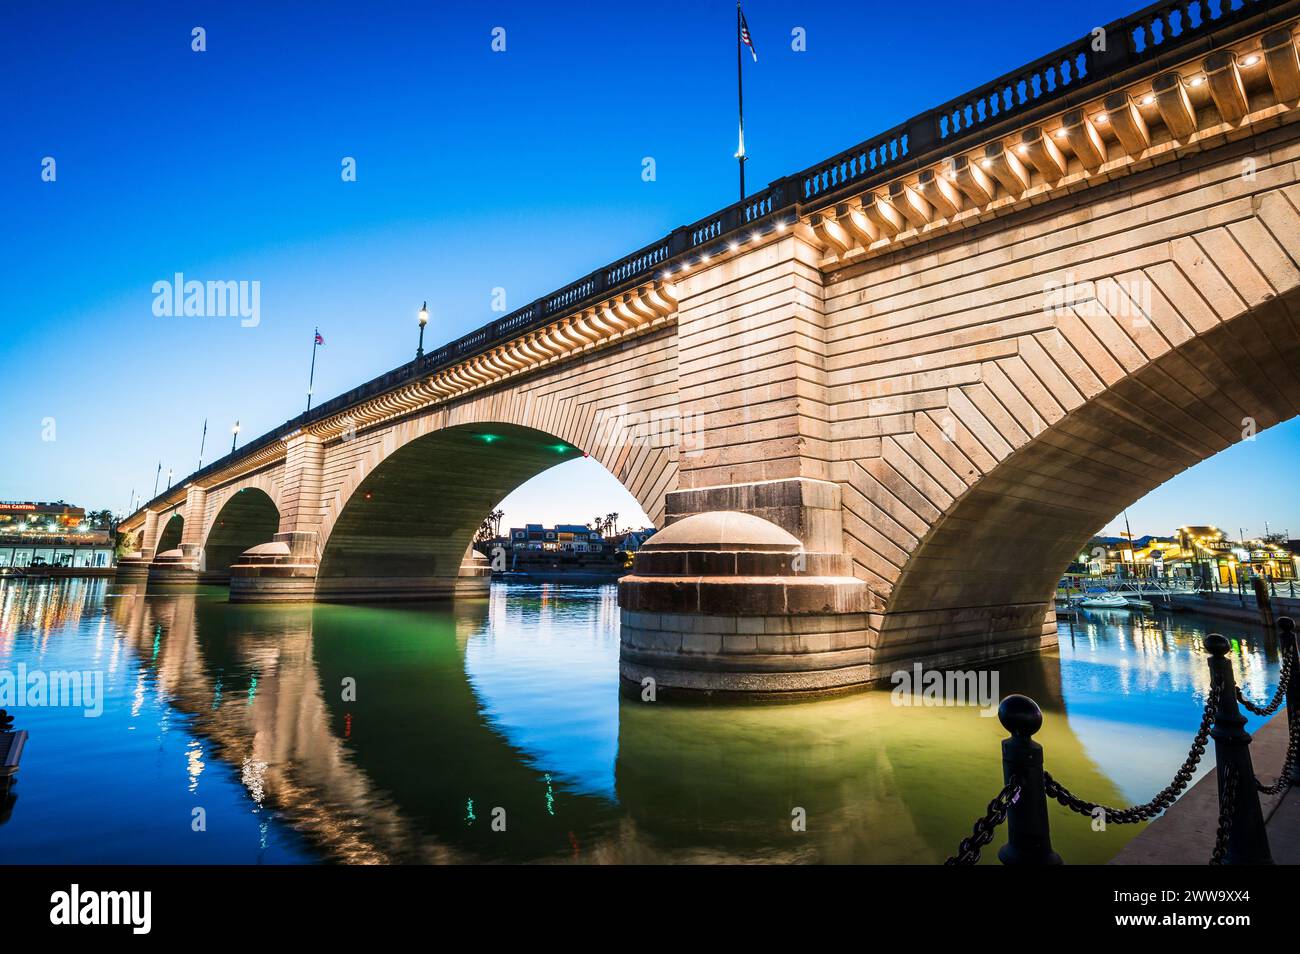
[878, 278, 1300, 653]
[315, 420, 661, 601]
[155, 512, 184, 555]
[199, 486, 281, 582]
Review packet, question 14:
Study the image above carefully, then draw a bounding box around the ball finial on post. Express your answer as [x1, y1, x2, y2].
[998, 693, 1043, 738]
[1204, 632, 1231, 657]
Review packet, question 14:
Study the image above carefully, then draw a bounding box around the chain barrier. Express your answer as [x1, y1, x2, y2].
[945, 780, 1020, 865]
[1211, 767, 1237, 865]
[1257, 706, 1299, 795]
[1237, 649, 1293, 717]
[1042, 686, 1219, 825]
[948, 630, 1298, 865]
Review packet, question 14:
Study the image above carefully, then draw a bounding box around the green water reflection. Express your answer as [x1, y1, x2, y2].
[0, 578, 1282, 864]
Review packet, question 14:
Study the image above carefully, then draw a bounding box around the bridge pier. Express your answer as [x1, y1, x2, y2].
[230, 536, 490, 603]
[229, 531, 321, 603]
[619, 479, 876, 696]
[146, 543, 203, 585]
[619, 478, 1056, 697]
[114, 552, 152, 583]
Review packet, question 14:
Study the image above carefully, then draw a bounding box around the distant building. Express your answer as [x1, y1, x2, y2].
[0, 501, 114, 569]
[1078, 525, 1296, 586]
[0, 500, 85, 533]
[610, 528, 656, 552]
[507, 523, 608, 554]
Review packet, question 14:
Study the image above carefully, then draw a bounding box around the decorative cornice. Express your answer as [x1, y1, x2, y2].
[303, 279, 677, 443]
[799, 20, 1300, 268]
[121, 279, 678, 525]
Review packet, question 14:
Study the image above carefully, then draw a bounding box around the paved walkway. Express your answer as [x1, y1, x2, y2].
[1111, 711, 1296, 864]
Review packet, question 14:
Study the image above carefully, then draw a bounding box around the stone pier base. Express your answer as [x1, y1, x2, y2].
[229, 532, 320, 603]
[618, 478, 1052, 699]
[147, 545, 201, 585]
[114, 553, 152, 583]
[455, 547, 492, 598]
[618, 493, 874, 697]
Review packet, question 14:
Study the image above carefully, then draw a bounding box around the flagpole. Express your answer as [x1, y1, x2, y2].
[736, 1, 746, 202]
[197, 419, 207, 470]
[152, 461, 162, 498]
[306, 327, 319, 413]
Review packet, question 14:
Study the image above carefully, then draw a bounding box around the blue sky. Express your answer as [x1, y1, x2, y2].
[2, 0, 1296, 538]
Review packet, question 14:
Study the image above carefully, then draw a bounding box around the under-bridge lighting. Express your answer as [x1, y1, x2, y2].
[1242, 54, 1260, 67]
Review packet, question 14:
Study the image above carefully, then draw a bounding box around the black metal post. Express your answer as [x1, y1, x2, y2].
[1204, 633, 1273, 864]
[997, 694, 1063, 865]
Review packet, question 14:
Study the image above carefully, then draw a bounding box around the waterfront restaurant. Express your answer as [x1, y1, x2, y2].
[0, 501, 114, 569]
[1095, 526, 1298, 587]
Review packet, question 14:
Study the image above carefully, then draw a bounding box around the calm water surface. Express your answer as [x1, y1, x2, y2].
[0, 578, 1286, 864]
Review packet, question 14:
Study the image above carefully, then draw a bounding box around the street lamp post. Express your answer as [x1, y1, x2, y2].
[231, 420, 241, 454]
[416, 301, 429, 359]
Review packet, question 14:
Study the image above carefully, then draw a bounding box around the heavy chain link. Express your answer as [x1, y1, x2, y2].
[945, 780, 1020, 865]
[1257, 705, 1299, 795]
[1211, 766, 1237, 865]
[1237, 649, 1293, 717]
[1043, 686, 1219, 825]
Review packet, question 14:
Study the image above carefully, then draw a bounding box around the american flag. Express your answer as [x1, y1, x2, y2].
[315, 330, 325, 346]
[739, 8, 757, 62]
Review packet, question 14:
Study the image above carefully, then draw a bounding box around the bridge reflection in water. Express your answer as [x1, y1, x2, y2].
[0, 578, 1285, 864]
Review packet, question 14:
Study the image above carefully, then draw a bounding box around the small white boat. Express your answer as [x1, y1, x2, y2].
[1076, 592, 1154, 611]
[1077, 593, 1130, 609]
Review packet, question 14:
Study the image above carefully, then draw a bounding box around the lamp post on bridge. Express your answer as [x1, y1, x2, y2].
[231, 420, 240, 454]
[416, 301, 429, 360]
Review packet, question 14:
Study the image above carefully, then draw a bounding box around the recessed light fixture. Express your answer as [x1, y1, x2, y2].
[1243, 54, 1260, 66]
[1142, 94, 1156, 105]
[1189, 75, 1206, 86]
[1054, 128, 1068, 139]
[980, 159, 993, 169]
[1017, 144, 1029, 155]
[1095, 112, 1109, 124]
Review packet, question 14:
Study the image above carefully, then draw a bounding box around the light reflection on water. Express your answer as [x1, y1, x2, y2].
[0, 578, 1285, 864]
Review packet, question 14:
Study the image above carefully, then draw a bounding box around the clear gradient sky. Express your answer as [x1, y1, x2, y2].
[3, 0, 1297, 538]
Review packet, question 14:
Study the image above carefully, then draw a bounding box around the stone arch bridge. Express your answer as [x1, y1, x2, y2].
[120, 0, 1300, 694]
